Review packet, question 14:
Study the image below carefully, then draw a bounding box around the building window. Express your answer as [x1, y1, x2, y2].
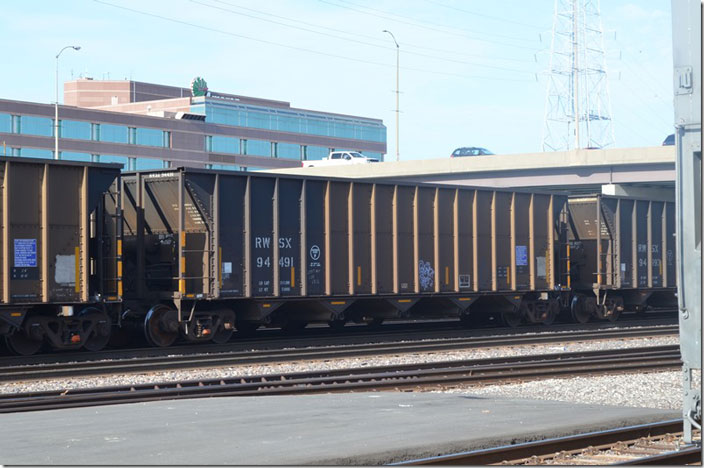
[271, 142, 278, 158]
[101, 124, 128, 143]
[134, 158, 163, 170]
[10, 147, 20, 157]
[211, 136, 239, 154]
[162, 160, 172, 169]
[61, 120, 91, 140]
[246, 139, 271, 157]
[91, 124, 100, 141]
[128, 127, 137, 145]
[277, 142, 301, 160]
[20, 116, 53, 137]
[99, 155, 128, 169]
[304, 145, 330, 161]
[61, 152, 91, 162]
[91, 154, 100, 163]
[0, 113, 11, 133]
[19, 148, 53, 159]
[135, 128, 163, 147]
[11, 115, 21, 134]
[240, 139, 247, 155]
[205, 135, 213, 152]
[210, 164, 240, 171]
[163, 131, 171, 148]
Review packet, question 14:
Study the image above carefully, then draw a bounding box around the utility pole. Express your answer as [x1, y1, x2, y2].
[55, 45, 81, 160]
[383, 30, 400, 161]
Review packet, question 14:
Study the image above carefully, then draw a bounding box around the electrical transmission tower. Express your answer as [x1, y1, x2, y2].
[542, 0, 614, 151]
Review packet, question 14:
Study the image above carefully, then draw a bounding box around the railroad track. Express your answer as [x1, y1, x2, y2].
[0, 345, 681, 413]
[0, 324, 679, 382]
[397, 419, 701, 465]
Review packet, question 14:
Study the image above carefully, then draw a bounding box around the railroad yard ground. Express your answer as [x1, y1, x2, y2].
[0, 326, 695, 465]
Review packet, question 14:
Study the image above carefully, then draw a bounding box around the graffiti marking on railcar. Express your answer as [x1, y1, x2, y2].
[419, 260, 434, 290]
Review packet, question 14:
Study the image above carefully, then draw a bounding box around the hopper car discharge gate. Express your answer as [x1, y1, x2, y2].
[0, 157, 122, 355]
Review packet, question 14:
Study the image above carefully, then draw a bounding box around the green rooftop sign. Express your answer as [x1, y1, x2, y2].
[191, 77, 208, 97]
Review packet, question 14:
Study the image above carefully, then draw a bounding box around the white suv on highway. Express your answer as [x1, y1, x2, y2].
[303, 151, 379, 167]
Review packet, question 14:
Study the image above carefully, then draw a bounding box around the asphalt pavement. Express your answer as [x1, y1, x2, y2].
[0, 392, 678, 465]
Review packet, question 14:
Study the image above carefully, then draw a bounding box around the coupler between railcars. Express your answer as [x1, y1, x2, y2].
[2, 304, 115, 355]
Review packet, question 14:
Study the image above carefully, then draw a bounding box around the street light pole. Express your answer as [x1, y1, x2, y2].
[382, 30, 400, 162]
[55, 45, 81, 160]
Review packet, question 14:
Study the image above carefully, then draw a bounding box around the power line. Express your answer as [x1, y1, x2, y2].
[194, 0, 536, 74]
[318, 0, 541, 51]
[424, 0, 549, 31]
[208, 0, 536, 64]
[92, 0, 534, 83]
[339, 0, 539, 43]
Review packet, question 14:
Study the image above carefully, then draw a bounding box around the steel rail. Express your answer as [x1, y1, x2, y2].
[396, 420, 700, 465]
[0, 325, 678, 382]
[0, 345, 681, 413]
[614, 445, 702, 464]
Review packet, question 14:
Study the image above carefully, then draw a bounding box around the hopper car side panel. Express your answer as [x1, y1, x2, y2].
[567, 195, 677, 318]
[118, 169, 570, 337]
[0, 157, 121, 354]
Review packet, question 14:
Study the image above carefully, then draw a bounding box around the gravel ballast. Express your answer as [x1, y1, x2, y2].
[1, 335, 683, 407]
[439, 371, 685, 410]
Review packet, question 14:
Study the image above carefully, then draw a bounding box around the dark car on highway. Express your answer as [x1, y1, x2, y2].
[451, 147, 494, 157]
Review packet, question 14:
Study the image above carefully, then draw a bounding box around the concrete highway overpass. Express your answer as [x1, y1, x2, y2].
[269, 146, 675, 200]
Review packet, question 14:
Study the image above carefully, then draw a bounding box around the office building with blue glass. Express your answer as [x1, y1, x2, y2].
[0, 78, 386, 171]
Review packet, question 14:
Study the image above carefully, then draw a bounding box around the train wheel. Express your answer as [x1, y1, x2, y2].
[212, 311, 235, 344]
[5, 330, 42, 356]
[144, 305, 179, 347]
[571, 296, 593, 324]
[328, 319, 346, 330]
[501, 306, 522, 328]
[541, 300, 560, 326]
[81, 308, 112, 352]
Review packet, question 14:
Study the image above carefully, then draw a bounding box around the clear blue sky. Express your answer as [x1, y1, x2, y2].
[1, 0, 674, 160]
